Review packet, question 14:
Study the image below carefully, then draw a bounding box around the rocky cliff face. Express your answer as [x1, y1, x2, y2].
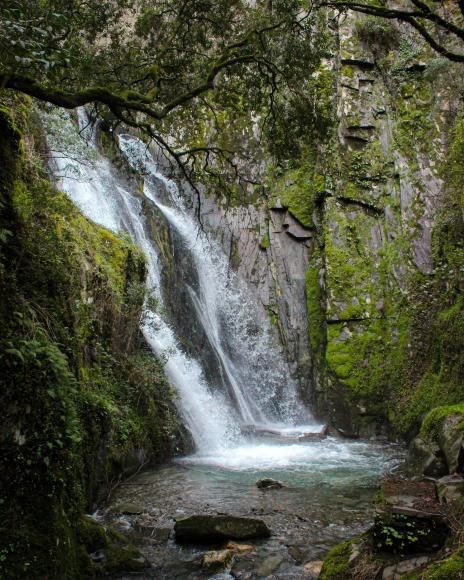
[200, 199, 314, 405]
[197, 13, 464, 438]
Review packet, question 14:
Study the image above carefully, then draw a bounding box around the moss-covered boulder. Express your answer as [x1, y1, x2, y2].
[407, 437, 448, 478]
[413, 405, 464, 475]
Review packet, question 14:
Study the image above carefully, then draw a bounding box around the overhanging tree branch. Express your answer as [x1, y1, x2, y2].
[323, 0, 464, 62]
[0, 19, 289, 121]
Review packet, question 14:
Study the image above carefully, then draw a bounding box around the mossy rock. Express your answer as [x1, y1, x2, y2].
[104, 544, 147, 574]
[77, 516, 109, 553]
[421, 405, 464, 473]
[112, 502, 145, 515]
[76, 517, 148, 576]
[407, 436, 448, 478]
[416, 545, 464, 579]
[319, 539, 353, 579]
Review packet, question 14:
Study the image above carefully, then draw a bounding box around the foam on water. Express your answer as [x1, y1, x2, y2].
[179, 438, 395, 472]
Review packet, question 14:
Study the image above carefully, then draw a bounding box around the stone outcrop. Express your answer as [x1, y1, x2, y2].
[256, 477, 285, 489]
[407, 437, 448, 478]
[174, 514, 271, 543]
[438, 415, 464, 473]
[408, 407, 464, 477]
[437, 474, 464, 503]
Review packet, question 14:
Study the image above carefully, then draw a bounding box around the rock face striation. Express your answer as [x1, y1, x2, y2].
[200, 199, 314, 407]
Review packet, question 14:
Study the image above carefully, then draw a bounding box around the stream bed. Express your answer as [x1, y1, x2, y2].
[103, 437, 404, 579]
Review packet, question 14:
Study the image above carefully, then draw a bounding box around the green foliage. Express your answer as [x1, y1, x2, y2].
[374, 515, 429, 553]
[0, 99, 187, 578]
[420, 404, 464, 441]
[391, 37, 423, 75]
[319, 539, 353, 579]
[0, 0, 335, 203]
[355, 16, 401, 58]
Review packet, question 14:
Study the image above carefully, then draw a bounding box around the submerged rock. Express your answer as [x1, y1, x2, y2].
[104, 544, 148, 574]
[242, 424, 328, 441]
[255, 555, 284, 576]
[112, 502, 145, 515]
[174, 514, 271, 543]
[304, 560, 324, 578]
[256, 477, 285, 489]
[224, 540, 255, 553]
[201, 549, 235, 570]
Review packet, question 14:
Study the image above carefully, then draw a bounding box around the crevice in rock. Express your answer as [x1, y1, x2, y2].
[340, 58, 375, 70]
[336, 195, 384, 216]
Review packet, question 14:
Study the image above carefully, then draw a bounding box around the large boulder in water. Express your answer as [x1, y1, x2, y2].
[174, 514, 271, 543]
[256, 477, 285, 489]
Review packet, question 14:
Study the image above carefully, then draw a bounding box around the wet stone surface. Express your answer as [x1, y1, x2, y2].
[102, 439, 403, 578]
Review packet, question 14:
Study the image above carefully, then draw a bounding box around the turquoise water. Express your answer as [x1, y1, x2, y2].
[104, 437, 404, 578]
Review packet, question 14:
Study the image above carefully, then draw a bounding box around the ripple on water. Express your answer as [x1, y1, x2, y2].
[104, 438, 404, 578]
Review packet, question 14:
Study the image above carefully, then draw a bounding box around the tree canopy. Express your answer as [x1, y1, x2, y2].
[1, 1, 327, 185]
[1, 0, 463, 195]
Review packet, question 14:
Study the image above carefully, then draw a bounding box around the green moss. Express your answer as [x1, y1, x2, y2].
[392, 294, 464, 435]
[324, 199, 385, 321]
[0, 98, 188, 578]
[420, 404, 464, 442]
[418, 545, 464, 579]
[268, 152, 325, 229]
[306, 267, 325, 354]
[319, 539, 353, 579]
[259, 233, 270, 250]
[445, 112, 464, 209]
[326, 320, 401, 397]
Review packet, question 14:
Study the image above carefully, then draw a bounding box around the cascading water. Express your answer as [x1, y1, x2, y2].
[117, 134, 312, 429]
[45, 107, 320, 456]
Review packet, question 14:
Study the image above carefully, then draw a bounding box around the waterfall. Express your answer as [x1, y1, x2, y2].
[46, 107, 318, 453]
